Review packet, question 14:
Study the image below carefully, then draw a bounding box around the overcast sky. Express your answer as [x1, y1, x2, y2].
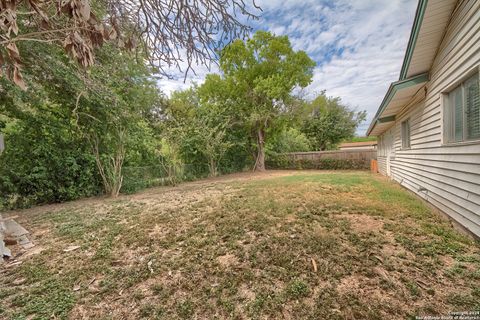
[158, 0, 418, 135]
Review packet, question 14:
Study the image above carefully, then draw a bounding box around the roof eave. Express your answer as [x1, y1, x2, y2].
[398, 0, 429, 80]
[367, 72, 429, 136]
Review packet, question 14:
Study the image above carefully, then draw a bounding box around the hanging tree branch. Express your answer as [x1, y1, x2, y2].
[0, 0, 261, 89]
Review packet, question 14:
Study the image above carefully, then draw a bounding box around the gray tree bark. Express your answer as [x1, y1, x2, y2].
[254, 127, 266, 171]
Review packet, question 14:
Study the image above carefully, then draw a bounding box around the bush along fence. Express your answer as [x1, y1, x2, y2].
[1, 163, 221, 210]
[266, 149, 377, 170]
[121, 163, 210, 194]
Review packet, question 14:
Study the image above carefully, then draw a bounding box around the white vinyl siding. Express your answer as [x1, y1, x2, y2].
[444, 72, 480, 143]
[376, 0, 480, 237]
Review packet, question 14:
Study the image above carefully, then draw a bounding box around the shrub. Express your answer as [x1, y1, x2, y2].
[0, 119, 101, 209]
[266, 153, 369, 170]
[120, 163, 211, 194]
[266, 128, 312, 155]
[121, 165, 170, 194]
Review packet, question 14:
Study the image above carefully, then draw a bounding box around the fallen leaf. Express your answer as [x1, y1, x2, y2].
[416, 280, 429, 289]
[79, 0, 91, 21]
[88, 277, 96, 285]
[12, 278, 26, 285]
[63, 245, 81, 252]
[147, 260, 154, 274]
[4, 238, 17, 245]
[0, 215, 18, 221]
[6, 43, 21, 62]
[13, 66, 27, 91]
[6, 260, 22, 268]
[311, 258, 318, 272]
[110, 260, 122, 266]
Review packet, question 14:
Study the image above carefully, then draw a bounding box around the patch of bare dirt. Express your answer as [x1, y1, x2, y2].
[337, 274, 389, 301]
[337, 213, 384, 233]
[284, 214, 297, 223]
[238, 283, 255, 300]
[381, 242, 414, 259]
[147, 224, 169, 239]
[216, 253, 239, 268]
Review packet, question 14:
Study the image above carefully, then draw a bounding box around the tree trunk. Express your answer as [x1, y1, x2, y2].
[254, 127, 266, 172]
[91, 130, 125, 198]
[208, 158, 217, 177]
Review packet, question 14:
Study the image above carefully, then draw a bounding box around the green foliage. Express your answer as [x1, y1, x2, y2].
[158, 138, 185, 185]
[302, 92, 367, 150]
[0, 103, 101, 209]
[203, 30, 316, 170]
[0, 41, 163, 207]
[266, 128, 312, 155]
[286, 280, 309, 299]
[176, 300, 195, 319]
[163, 86, 246, 177]
[0, 30, 369, 208]
[10, 276, 75, 320]
[121, 165, 169, 194]
[347, 136, 377, 143]
[73, 45, 163, 197]
[266, 154, 369, 170]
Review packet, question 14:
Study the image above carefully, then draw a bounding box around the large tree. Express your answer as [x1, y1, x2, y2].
[0, 0, 260, 88]
[203, 31, 315, 171]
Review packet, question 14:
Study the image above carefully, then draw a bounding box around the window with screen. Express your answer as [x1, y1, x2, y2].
[401, 119, 411, 149]
[445, 72, 480, 143]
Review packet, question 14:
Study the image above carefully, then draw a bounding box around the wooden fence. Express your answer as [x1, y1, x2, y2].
[279, 149, 377, 169]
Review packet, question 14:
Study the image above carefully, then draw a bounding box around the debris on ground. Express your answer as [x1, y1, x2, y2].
[63, 245, 81, 252]
[311, 257, 318, 272]
[1, 213, 35, 263]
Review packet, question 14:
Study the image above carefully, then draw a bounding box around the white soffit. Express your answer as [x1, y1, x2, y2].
[401, 0, 458, 80]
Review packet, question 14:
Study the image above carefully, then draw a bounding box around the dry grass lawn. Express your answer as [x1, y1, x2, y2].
[1, 170, 479, 319]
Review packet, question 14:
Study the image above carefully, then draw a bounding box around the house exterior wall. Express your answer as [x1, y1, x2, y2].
[377, 0, 480, 236]
[378, 128, 395, 176]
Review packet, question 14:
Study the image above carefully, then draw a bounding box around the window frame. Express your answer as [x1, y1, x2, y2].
[401, 118, 411, 150]
[442, 67, 480, 145]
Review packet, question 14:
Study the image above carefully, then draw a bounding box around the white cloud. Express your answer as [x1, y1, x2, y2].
[156, 56, 219, 96]
[256, 0, 417, 134]
[157, 0, 418, 135]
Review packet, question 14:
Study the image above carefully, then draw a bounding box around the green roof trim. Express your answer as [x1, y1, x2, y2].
[399, 0, 428, 80]
[367, 72, 429, 135]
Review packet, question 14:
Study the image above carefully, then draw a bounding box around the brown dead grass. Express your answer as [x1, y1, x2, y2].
[1, 170, 479, 320]
[336, 213, 384, 233]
